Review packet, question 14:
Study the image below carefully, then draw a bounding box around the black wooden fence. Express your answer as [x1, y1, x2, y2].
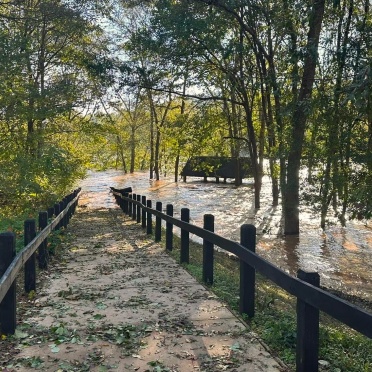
[112, 189, 372, 372]
[0, 188, 81, 335]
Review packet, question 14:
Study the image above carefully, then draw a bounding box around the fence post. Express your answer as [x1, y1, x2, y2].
[128, 194, 133, 217]
[47, 207, 54, 219]
[38, 211, 48, 269]
[239, 224, 256, 318]
[69, 195, 74, 220]
[180, 208, 190, 264]
[166, 204, 173, 251]
[54, 203, 60, 230]
[132, 193, 137, 220]
[155, 202, 162, 242]
[0, 232, 16, 335]
[71, 191, 77, 214]
[59, 200, 64, 229]
[203, 214, 214, 285]
[63, 198, 68, 228]
[146, 200, 152, 235]
[141, 196, 147, 228]
[136, 195, 141, 223]
[66, 197, 72, 223]
[296, 270, 320, 372]
[24, 219, 36, 293]
[123, 193, 129, 214]
[117, 194, 123, 212]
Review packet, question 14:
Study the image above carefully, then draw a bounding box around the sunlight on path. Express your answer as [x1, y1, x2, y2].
[8, 205, 286, 371]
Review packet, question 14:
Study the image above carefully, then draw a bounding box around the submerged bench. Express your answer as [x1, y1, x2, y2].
[110, 186, 132, 195]
[180, 156, 252, 185]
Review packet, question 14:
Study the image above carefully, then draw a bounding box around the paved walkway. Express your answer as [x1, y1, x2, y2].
[5, 193, 286, 371]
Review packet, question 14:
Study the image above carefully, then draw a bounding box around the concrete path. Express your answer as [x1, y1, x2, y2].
[4, 195, 287, 371]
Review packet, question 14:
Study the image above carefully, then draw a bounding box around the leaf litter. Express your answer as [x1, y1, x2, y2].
[0, 202, 286, 371]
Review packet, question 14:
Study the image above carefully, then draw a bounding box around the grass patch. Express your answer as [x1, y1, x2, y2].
[0, 213, 66, 254]
[0, 212, 38, 252]
[163, 232, 372, 372]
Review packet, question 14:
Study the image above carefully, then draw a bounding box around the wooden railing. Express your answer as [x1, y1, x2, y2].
[0, 188, 81, 335]
[112, 190, 372, 372]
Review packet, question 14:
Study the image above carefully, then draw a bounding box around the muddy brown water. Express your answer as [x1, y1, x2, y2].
[80, 170, 372, 304]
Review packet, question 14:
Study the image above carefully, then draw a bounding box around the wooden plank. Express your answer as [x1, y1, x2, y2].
[141, 196, 147, 228]
[180, 208, 190, 264]
[155, 202, 162, 242]
[24, 220, 36, 293]
[202, 214, 214, 285]
[0, 232, 16, 334]
[146, 200, 152, 235]
[166, 204, 173, 251]
[296, 270, 320, 372]
[38, 211, 48, 269]
[239, 225, 256, 318]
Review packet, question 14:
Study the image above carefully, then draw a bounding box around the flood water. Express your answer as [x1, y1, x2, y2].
[80, 169, 372, 304]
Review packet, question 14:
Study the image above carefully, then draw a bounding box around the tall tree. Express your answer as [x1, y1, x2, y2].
[284, 0, 326, 234]
[0, 0, 111, 212]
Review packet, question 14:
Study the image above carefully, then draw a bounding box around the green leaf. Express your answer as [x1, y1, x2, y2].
[14, 330, 29, 339]
[230, 342, 241, 351]
[93, 313, 106, 320]
[96, 302, 107, 310]
[49, 344, 60, 353]
[30, 356, 43, 368]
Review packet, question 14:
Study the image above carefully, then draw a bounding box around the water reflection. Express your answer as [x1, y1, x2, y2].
[79, 170, 372, 301]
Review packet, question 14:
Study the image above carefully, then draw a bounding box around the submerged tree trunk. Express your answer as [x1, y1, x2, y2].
[148, 91, 155, 180]
[284, 0, 325, 234]
[320, 0, 353, 227]
[244, 99, 262, 209]
[154, 126, 161, 180]
[257, 48, 279, 206]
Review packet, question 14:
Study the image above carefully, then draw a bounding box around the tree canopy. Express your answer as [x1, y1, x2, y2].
[1, 0, 371, 233]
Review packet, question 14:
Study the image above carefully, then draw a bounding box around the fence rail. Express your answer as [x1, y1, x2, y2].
[113, 190, 372, 372]
[0, 188, 81, 334]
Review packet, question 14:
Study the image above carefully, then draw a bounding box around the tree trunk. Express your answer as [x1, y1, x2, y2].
[284, 0, 325, 234]
[174, 152, 180, 182]
[174, 71, 188, 182]
[243, 100, 262, 209]
[257, 49, 279, 206]
[148, 91, 155, 180]
[130, 126, 135, 173]
[154, 127, 161, 180]
[320, 0, 353, 226]
[117, 136, 127, 173]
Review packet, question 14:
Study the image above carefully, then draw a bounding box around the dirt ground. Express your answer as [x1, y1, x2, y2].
[0, 193, 287, 372]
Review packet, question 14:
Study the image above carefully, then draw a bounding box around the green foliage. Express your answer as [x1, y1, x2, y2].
[113, 0, 372, 227]
[319, 324, 372, 372]
[0, 213, 33, 252]
[348, 171, 372, 220]
[0, 143, 85, 216]
[2, 0, 371, 228]
[0, 0, 113, 216]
